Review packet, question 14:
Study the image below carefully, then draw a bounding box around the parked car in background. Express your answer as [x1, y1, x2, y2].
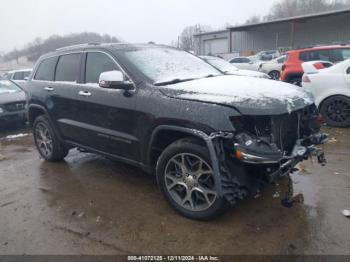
[302, 59, 350, 127]
[281, 45, 350, 86]
[26, 43, 326, 220]
[259, 55, 286, 80]
[254, 50, 280, 61]
[200, 56, 270, 79]
[229, 56, 262, 71]
[4, 69, 32, 85]
[0, 80, 27, 126]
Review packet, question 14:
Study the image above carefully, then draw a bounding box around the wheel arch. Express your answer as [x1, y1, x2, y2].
[28, 104, 65, 143]
[28, 104, 48, 126]
[147, 125, 212, 169]
[319, 94, 350, 110]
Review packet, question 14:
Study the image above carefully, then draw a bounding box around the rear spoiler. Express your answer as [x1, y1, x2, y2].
[302, 61, 334, 74]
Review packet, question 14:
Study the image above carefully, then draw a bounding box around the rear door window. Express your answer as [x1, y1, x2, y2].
[241, 58, 251, 63]
[13, 72, 24, 80]
[55, 53, 81, 82]
[23, 71, 31, 79]
[34, 57, 58, 81]
[85, 52, 119, 84]
[277, 56, 286, 63]
[300, 50, 331, 62]
[231, 58, 242, 63]
[341, 49, 350, 60]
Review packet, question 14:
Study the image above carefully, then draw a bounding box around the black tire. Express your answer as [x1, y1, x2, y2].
[320, 96, 350, 127]
[289, 77, 302, 86]
[156, 138, 228, 220]
[33, 115, 69, 162]
[268, 70, 280, 80]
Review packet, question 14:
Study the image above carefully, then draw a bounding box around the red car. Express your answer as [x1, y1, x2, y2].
[280, 45, 350, 85]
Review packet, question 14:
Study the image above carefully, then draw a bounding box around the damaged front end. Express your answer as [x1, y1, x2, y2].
[208, 104, 327, 204]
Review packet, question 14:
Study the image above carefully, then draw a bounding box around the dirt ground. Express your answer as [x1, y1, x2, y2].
[0, 125, 349, 255]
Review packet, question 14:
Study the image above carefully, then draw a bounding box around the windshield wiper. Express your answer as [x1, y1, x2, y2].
[154, 78, 195, 86]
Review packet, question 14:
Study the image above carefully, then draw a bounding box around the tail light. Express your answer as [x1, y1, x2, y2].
[282, 64, 286, 71]
[302, 74, 311, 83]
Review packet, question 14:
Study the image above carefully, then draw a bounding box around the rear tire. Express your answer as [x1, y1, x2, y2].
[320, 96, 350, 127]
[156, 138, 228, 220]
[268, 70, 280, 80]
[33, 115, 69, 162]
[289, 77, 302, 86]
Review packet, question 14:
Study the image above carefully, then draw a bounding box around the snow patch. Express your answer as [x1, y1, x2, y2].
[168, 75, 314, 110]
[4, 133, 29, 140]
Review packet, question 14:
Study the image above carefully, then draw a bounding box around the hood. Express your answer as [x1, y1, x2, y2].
[230, 69, 269, 78]
[161, 75, 314, 115]
[0, 91, 26, 105]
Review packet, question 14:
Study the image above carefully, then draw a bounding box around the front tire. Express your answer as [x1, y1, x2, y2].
[156, 138, 228, 220]
[320, 96, 350, 127]
[33, 115, 69, 162]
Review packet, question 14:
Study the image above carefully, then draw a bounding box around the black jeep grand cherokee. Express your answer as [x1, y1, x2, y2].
[26, 43, 326, 220]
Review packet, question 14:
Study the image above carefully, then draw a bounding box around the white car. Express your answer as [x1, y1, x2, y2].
[200, 56, 270, 79]
[259, 55, 286, 80]
[4, 69, 32, 84]
[229, 56, 262, 71]
[302, 60, 350, 127]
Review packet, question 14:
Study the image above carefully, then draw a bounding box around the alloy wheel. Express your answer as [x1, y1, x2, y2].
[325, 98, 350, 124]
[35, 122, 53, 157]
[269, 71, 280, 80]
[164, 153, 217, 212]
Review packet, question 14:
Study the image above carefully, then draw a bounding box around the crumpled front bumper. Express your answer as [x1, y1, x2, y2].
[234, 132, 328, 167]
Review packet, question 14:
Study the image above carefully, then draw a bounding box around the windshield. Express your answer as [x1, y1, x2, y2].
[0, 80, 22, 94]
[123, 47, 221, 84]
[205, 57, 239, 73]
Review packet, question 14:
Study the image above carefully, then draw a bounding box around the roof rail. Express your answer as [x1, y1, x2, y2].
[291, 43, 349, 51]
[56, 43, 100, 51]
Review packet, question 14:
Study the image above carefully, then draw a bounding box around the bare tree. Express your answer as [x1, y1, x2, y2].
[3, 32, 121, 62]
[179, 24, 211, 51]
[245, 15, 261, 24]
[246, 0, 350, 23]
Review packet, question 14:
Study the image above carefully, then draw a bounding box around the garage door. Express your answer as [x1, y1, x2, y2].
[204, 38, 228, 55]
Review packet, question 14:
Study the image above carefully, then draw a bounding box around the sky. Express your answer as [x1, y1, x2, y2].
[0, 0, 275, 52]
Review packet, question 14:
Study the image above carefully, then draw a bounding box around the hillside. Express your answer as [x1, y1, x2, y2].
[0, 32, 120, 70]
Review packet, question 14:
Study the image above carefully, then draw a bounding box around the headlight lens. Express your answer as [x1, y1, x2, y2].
[0, 107, 3, 114]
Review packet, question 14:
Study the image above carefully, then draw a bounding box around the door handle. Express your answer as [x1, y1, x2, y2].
[78, 91, 92, 97]
[44, 87, 54, 92]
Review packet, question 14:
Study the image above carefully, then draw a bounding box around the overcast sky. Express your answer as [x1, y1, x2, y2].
[0, 0, 275, 52]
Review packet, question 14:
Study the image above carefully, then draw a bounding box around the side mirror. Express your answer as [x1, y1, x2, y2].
[99, 71, 133, 90]
[24, 77, 29, 81]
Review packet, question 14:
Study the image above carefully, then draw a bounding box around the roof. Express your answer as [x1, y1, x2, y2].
[193, 29, 229, 37]
[286, 44, 350, 53]
[228, 8, 350, 31]
[55, 42, 172, 51]
[194, 8, 350, 37]
[7, 68, 32, 73]
[199, 55, 221, 60]
[39, 43, 174, 59]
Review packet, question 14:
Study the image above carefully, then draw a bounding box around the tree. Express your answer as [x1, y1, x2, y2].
[3, 32, 121, 62]
[245, 15, 261, 25]
[245, 0, 350, 23]
[179, 24, 211, 51]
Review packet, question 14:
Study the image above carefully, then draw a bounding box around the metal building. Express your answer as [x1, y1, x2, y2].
[194, 9, 350, 57]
